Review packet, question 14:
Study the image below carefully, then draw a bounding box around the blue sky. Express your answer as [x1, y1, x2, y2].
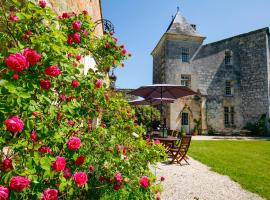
[102, 0, 270, 89]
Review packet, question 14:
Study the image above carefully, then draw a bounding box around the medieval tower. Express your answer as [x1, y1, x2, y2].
[152, 9, 270, 135]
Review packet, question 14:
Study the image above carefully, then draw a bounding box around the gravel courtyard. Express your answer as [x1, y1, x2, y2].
[154, 158, 264, 200]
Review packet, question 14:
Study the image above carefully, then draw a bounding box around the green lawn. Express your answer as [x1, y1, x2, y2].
[188, 140, 270, 200]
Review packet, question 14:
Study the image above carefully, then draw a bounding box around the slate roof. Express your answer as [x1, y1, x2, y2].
[166, 10, 203, 37]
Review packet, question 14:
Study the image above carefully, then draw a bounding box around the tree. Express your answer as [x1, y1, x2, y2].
[0, 1, 165, 199]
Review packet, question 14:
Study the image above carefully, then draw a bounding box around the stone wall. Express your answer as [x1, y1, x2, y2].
[193, 28, 270, 131]
[40, 0, 103, 36]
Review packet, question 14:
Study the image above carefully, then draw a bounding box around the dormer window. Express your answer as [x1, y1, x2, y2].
[181, 48, 189, 63]
[225, 50, 232, 65]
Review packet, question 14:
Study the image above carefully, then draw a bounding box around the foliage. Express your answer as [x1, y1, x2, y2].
[0, 1, 165, 199]
[189, 140, 270, 200]
[133, 106, 160, 130]
[244, 114, 269, 136]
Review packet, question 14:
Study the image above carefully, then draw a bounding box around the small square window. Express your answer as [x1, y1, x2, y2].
[181, 48, 189, 63]
[181, 75, 191, 88]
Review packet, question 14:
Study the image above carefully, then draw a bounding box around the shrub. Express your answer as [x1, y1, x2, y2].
[0, 1, 165, 199]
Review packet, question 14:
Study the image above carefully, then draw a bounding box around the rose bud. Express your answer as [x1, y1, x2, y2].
[13, 74, 19, 80]
[71, 80, 80, 88]
[30, 129, 37, 141]
[39, 0, 46, 8]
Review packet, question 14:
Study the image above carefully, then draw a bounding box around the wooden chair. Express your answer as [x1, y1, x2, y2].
[168, 135, 192, 165]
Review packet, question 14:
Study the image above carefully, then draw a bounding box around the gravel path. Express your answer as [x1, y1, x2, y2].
[153, 158, 264, 200]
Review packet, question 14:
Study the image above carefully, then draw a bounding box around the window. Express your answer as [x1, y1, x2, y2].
[181, 75, 191, 88]
[181, 113, 189, 125]
[181, 48, 189, 63]
[225, 81, 233, 96]
[224, 107, 235, 127]
[225, 50, 232, 65]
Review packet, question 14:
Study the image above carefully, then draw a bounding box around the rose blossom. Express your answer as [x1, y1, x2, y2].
[41, 188, 58, 200]
[82, 10, 88, 15]
[73, 172, 88, 187]
[67, 137, 81, 151]
[72, 21, 81, 31]
[95, 79, 103, 88]
[122, 49, 127, 54]
[23, 48, 41, 65]
[62, 12, 69, 18]
[139, 176, 150, 188]
[114, 184, 121, 191]
[13, 74, 19, 80]
[9, 12, 18, 21]
[75, 55, 81, 61]
[38, 146, 52, 155]
[1, 158, 14, 171]
[5, 115, 24, 133]
[74, 155, 85, 166]
[83, 29, 89, 37]
[39, 0, 46, 8]
[51, 156, 66, 172]
[40, 79, 51, 90]
[0, 186, 9, 200]
[89, 165, 95, 172]
[45, 66, 61, 77]
[59, 95, 66, 101]
[5, 53, 29, 72]
[114, 173, 123, 183]
[30, 129, 37, 141]
[160, 176, 165, 181]
[9, 176, 30, 192]
[67, 35, 73, 44]
[63, 167, 72, 179]
[118, 145, 126, 155]
[72, 32, 81, 43]
[154, 139, 160, 145]
[71, 80, 80, 88]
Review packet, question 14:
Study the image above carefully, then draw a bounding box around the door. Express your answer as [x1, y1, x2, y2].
[181, 112, 189, 134]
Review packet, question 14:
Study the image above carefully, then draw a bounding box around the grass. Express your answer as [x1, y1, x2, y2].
[188, 140, 270, 200]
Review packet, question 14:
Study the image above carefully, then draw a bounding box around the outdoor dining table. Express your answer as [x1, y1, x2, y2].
[154, 136, 181, 150]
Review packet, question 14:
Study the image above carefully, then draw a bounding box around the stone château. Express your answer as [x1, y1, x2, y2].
[152, 9, 270, 134]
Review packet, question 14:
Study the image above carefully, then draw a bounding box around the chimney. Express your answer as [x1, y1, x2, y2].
[191, 24, 196, 30]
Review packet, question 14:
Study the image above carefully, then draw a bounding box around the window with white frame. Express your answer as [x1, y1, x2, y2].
[225, 50, 232, 65]
[181, 75, 191, 88]
[225, 81, 233, 96]
[224, 106, 235, 127]
[181, 48, 189, 63]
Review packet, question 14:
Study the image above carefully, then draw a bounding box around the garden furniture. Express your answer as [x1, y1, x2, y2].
[168, 135, 192, 165]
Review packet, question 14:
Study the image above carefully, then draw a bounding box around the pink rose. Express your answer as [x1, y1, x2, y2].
[38, 146, 52, 155]
[0, 186, 9, 200]
[72, 21, 81, 31]
[115, 172, 123, 183]
[5, 53, 29, 72]
[9, 13, 18, 21]
[39, 0, 46, 8]
[73, 172, 88, 187]
[5, 115, 24, 133]
[1, 158, 14, 171]
[74, 155, 85, 166]
[139, 176, 150, 188]
[59, 95, 66, 101]
[122, 49, 127, 54]
[118, 145, 126, 155]
[45, 66, 61, 77]
[154, 139, 160, 145]
[41, 188, 58, 200]
[67, 137, 81, 151]
[71, 80, 80, 88]
[95, 79, 103, 88]
[63, 167, 72, 179]
[51, 156, 66, 172]
[40, 79, 51, 90]
[89, 165, 95, 172]
[62, 12, 69, 19]
[30, 129, 37, 141]
[13, 74, 19, 80]
[23, 48, 41, 65]
[75, 55, 81, 61]
[72, 32, 81, 43]
[9, 176, 30, 192]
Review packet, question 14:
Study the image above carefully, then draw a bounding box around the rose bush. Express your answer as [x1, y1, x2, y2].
[0, 0, 165, 199]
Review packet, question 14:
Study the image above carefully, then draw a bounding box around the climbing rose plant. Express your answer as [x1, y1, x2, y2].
[0, 0, 165, 199]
